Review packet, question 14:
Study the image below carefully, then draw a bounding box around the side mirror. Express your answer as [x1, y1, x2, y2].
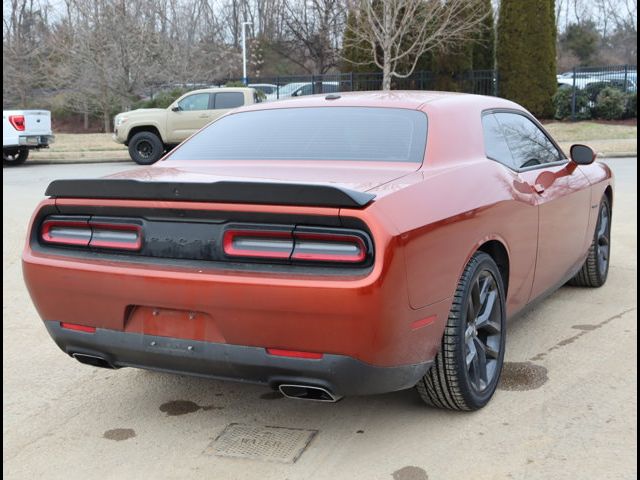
[171, 106, 181, 112]
[570, 144, 596, 165]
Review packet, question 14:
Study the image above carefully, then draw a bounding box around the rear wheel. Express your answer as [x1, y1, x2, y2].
[128, 132, 164, 165]
[3, 147, 29, 166]
[568, 195, 611, 287]
[417, 252, 506, 410]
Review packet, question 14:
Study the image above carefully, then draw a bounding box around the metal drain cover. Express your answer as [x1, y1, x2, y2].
[209, 423, 318, 463]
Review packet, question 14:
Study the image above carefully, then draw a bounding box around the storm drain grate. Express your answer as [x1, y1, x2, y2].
[208, 423, 318, 463]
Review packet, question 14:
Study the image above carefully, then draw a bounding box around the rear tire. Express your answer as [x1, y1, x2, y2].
[3, 147, 29, 166]
[416, 252, 506, 410]
[128, 132, 164, 165]
[568, 195, 611, 287]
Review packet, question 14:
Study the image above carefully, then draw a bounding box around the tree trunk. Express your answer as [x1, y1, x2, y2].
[381, 1, 392, 91]
[103, 110, 111, 133]
[382, 59, 392, 90]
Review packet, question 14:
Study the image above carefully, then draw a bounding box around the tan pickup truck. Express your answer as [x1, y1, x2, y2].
[113, 87, 259, 164]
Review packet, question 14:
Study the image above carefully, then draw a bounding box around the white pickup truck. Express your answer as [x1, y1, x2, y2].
[3, 110, 55, 166]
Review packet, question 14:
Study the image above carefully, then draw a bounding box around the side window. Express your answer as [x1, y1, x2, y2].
[482, 114, 516, 169]
[214, 92, 245, 109]
[178, 93, 211, 112]
[494, 112, 563, 169]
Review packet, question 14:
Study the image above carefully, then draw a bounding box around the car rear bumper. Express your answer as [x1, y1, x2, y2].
[19, 135, 54, 147]
[45, 320, 433, 397]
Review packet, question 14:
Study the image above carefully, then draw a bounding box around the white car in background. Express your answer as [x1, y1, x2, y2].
[3, 110, 54, 166]
[266, 82, 340, 101]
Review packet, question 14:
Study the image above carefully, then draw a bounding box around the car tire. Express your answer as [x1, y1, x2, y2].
[568, 195, 611, 288]
[416, 252, 506, 411]
[128, 132, 165, 165]
[3, 147, 29, 166]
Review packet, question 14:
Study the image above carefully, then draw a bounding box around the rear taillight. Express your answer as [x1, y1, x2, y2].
[223, 226, 371, 265]
[40, 217, 142, 251]
[9, 115, 25, 131]
[291, 231, 367, 263]
[223, 228, 293, 259]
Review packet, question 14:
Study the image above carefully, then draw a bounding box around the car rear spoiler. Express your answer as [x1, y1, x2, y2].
[45, 179, 376, 209]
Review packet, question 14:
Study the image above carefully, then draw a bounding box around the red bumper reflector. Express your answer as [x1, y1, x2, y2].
[60, 322, 96, 333]
[266, 348, 323, 359]
[410, 315, 437, 330]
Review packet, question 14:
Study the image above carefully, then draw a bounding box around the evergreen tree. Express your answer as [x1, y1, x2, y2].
[497, 0, 557, 117]
[472, 0, 495, 70]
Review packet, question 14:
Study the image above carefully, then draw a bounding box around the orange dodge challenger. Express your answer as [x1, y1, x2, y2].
[23, 92, 613, 410]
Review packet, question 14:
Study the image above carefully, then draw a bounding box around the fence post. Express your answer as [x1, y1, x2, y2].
[571, 66, 577, 121]
[494, 70, 499, 97]
[276, 76, 280, 99]
[350, 72, 354, 92]
[312, 74, 316, 94]
[623, 64, 629, 92]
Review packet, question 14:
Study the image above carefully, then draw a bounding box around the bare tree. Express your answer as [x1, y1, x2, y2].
[279, 0, 346, 73]
[344, 0, 490, 90]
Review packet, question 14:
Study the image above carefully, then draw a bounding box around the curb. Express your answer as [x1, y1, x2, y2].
[27, 158, 131, 166]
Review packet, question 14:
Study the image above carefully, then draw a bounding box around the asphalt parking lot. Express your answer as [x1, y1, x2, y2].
[3, 159, 637, 480]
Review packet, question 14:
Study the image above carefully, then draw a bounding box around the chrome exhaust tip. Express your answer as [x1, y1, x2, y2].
[278, 384, 342, 402]
[71, 353, 116, 369]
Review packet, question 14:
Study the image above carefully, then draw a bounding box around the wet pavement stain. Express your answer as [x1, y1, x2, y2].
[529, 308, 636, 362]
[572, 324, 599, 331]
[159, 400, 222, 416]
[260, 391, 284, 400]
[392, 466, 429, 480]
[103, 428, 136, 441]
[498, 362, 548, 391]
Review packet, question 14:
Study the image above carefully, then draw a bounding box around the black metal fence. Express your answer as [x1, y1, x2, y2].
[187, 69, 498, 99]
[557, 64, 637, 120]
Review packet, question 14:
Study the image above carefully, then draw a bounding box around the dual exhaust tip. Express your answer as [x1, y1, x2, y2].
[278, 384, 342, 402]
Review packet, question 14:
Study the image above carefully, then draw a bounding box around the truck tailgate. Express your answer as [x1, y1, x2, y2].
[24, 111, 51, 135]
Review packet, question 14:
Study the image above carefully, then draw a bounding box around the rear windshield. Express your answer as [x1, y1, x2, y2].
[166, 107, 428, 163]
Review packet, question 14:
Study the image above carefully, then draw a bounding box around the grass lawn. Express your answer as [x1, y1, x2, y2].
[544, 121, 637, 157]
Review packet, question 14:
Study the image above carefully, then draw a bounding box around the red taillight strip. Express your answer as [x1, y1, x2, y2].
[41, 220, 91, 246]
[89, 222, 142, 251]
[266, 348, 323, 359]
[9, 115, 25, 131]
[223, 229, 293, 259]
[60, 322, 96, 333]
[291, 232, 367, 263]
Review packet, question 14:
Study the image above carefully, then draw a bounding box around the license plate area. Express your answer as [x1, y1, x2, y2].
[126, 306, 223, 342]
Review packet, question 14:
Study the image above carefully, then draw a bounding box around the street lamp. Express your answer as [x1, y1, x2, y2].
[241, 21, 252, 85]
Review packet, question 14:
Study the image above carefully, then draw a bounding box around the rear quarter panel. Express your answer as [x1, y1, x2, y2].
[372, 160, 538, 318]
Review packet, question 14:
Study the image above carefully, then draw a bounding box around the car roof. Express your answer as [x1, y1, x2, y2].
[244, 90, 523, 113]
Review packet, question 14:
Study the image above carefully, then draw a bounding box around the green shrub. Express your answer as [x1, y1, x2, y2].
[133, 88, 187, 109]
[552, 87, 591, 120]
[594, 87, 626, 120]
[624, 92, 637, 118]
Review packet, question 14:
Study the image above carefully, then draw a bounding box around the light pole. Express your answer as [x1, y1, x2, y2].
[241, 21, 252, 85]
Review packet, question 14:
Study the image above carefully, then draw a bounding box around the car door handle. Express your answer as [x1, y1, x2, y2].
[533, 184, 545, 194]
[198, 114, 210, 118]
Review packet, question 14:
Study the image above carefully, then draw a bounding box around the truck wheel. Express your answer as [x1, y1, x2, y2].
[3, 147, 29, 166]
[128, 132, 165, 165]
